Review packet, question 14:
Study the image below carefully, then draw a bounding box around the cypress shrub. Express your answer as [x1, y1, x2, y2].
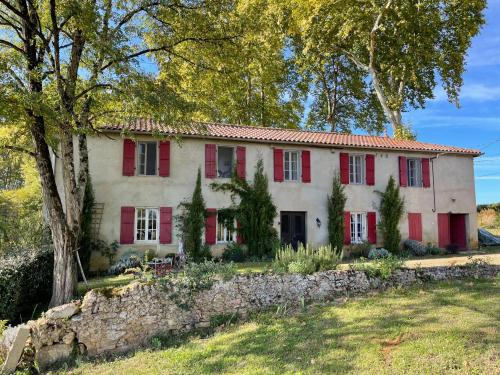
[176, 168, 210, 262]
[211, 158, 278, 258]
[0, 246, 53, 323]
[327, 174, 347, 255]
[378, 176, 405, 254]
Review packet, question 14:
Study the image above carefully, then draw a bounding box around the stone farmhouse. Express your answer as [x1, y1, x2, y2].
[53, 119, 481, 270]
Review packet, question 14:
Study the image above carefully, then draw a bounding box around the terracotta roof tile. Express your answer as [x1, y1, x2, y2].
[102, 119, 481, 156]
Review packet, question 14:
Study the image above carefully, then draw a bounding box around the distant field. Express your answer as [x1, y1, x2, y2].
[488, 227, 500, 236]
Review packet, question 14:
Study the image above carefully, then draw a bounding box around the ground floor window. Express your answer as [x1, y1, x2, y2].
[217, 213, 236, 243]
[351, 212, 367, 244]
[135, 208, 159, 242]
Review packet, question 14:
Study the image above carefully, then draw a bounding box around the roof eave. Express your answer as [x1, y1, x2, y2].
[99, 128, 481, 157]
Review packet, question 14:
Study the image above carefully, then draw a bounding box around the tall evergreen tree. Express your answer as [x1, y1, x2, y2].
[327, 174, 347, 255]
[177, 168, 208, 262]
[378, 176, 405, 254]
[211, 158, 278, 257]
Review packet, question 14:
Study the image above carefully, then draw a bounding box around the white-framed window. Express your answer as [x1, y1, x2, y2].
[135, 208, 159, 242]
[349, 154, 365, 184]
[217, 215, 236, 243]
[407, 158, 422, 187]
[350, 212, 367, 244]
[284, 150, 300, 181]
[137, 141, 158, 176]
[217, 146, 235, 178]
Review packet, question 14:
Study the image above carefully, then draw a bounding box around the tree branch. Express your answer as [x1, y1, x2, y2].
[0, 0, 24, 19]
[100, 35, 237, 72]
[0, 38, 24, 54]
[74, 83, 114, 100]
[113, 1, 161, 32]
[0, 145, 36, 157]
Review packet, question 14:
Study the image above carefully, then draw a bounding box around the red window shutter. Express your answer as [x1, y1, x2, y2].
[408, 213, 422, 242]
[159, 207, 173, 244]
[273, 148, 284, 182]
[399, 156, 407, 187]
[120, 206, 135, 244]
[236, 146, 246, 179]
[122, 139, 136, 176]
[365, 154, 375, 186]
[438, 213, 450, 248]
[422, 158, 430, 188]
[205, 144, 216, 178]
[158, 141, 170, 177]
[367, 212, 377, 244]
[340, 153, 349, 184]
[301, 150, 311, 183]
[205, 208, 217, 245]
[344, 211, 351, 245]
[236, 220, 244, 244]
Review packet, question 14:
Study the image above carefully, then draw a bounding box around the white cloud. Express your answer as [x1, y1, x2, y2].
[432, 84, 500, 102]
[407, 114, 500, 130]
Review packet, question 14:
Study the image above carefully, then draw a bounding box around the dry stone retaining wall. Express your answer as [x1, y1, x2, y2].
[1, 264, 498, 371]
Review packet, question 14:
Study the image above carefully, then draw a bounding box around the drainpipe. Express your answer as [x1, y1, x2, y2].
[430, 157, 437, 212]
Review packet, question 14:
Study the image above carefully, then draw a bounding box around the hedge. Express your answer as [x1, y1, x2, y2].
[0, 246, 53, 323]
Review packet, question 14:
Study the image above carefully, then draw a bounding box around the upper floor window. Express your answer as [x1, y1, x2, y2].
[407, 158, 422, 187]
[284, 150, 300, 181]
[138, 141, 157, 176]
[217, 214, 236, 243]
[135, 208, 158, 242]
[217, 146, 234, 178]
[350, 212, 367, 244]
[349, 154, 365, 184]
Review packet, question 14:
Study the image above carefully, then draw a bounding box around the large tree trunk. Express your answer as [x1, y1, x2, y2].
[30, 117, 79, 307]
[50, 226, 78, 306]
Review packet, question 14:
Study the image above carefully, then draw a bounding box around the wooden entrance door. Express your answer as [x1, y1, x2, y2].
[280, 212, 306, 249]
[450, 214, 467, 250]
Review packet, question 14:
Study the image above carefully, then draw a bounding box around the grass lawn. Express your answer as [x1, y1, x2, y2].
[63, 278, 499, 375]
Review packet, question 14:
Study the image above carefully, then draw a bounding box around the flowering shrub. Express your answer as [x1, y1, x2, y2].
[108, 254, 142, 275]
[404, 239, 428, 256]
[351, 255, 405, 280]
[273, 244, 341, 274]
[368, 248, 390, 259]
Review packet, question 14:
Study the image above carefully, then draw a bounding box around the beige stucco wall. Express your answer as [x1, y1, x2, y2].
[53, 133, 478, 271]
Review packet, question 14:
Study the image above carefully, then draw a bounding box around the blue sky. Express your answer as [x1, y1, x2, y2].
[404, 1, 500, 204]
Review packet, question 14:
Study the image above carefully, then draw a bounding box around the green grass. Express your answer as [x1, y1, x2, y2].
[235, 261, 272, 274]
[77, 274, 137, 295]
[78, 262, 271, 295]
[65, 278, 499, 375]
